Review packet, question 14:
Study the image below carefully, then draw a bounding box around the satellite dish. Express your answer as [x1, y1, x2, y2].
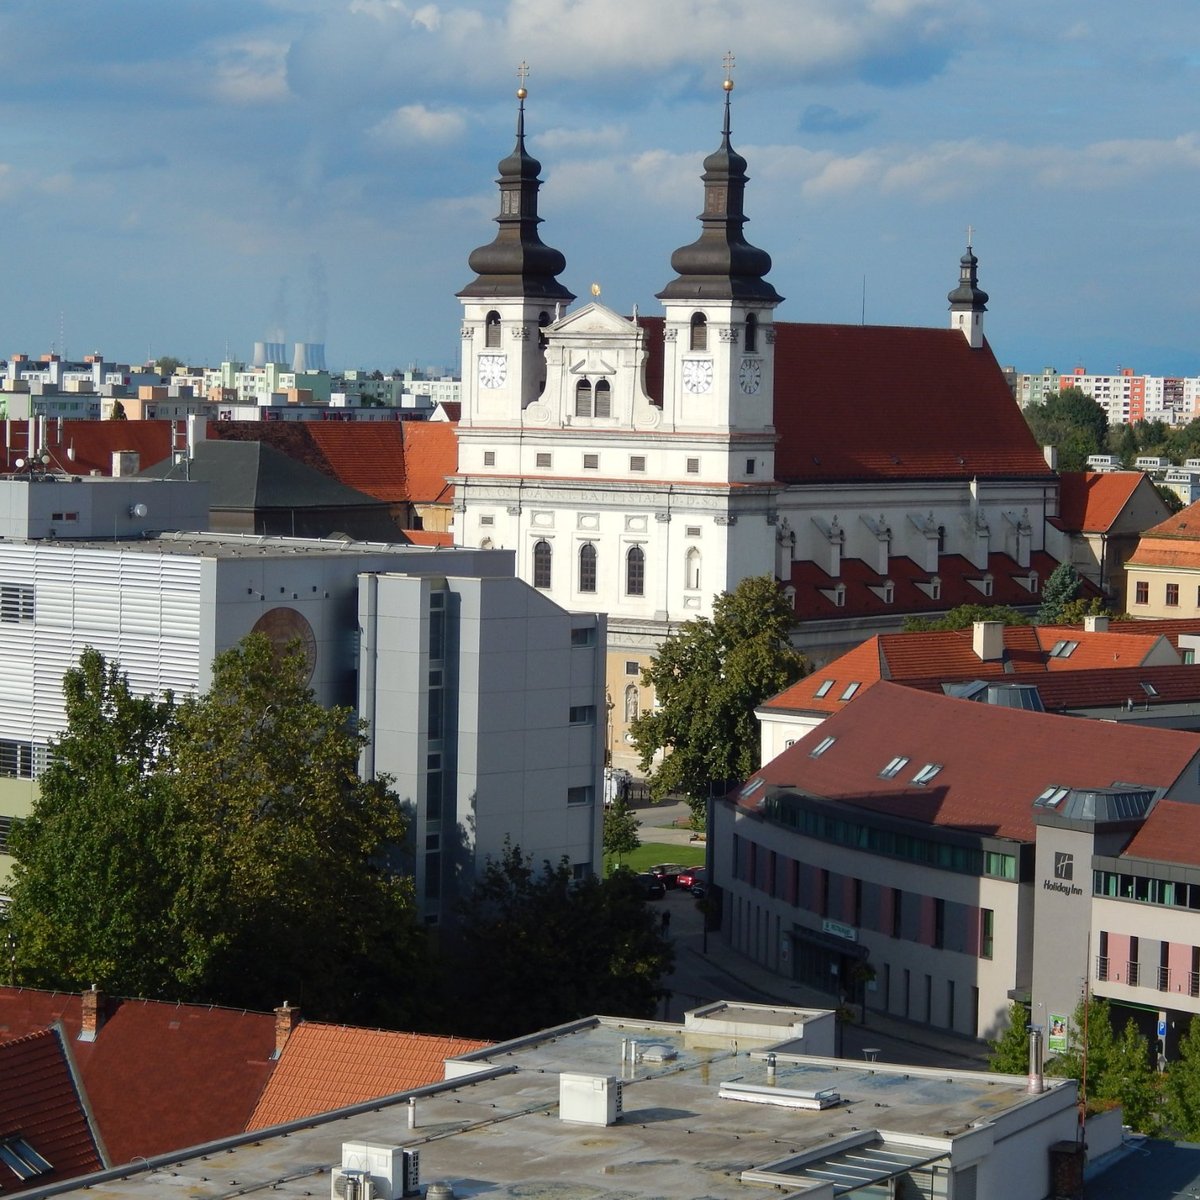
[129, 503, 148, 518]
[13, 458, 24, 469]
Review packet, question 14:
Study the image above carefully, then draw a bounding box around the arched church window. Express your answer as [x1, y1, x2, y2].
[745, 313, 758, 353]
[626, 545, 645, 596]
[594, 379, 611, 418]
[937, 525, 946, 554]
[578, 542, 597, 593]
[689, 312, 708, 352]
[485, 311, 502, 348]
[575, 379, 593, 418]
[685, 547, 701, 591]
[624, 684, 639, 724]
[533, 540, 552, 589]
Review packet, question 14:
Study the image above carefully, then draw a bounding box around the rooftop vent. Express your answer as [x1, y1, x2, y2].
[559, 1073, 623, 1125]
[719, 1081, 841, 1110]
[330, 1143, 418, 1200]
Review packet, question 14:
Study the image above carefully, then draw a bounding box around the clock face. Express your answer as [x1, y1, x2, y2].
[477, 354, 507, 389]
[738, 358, 763, 395]
[681, 358, 713, 394]
[252, 607, 318, 685]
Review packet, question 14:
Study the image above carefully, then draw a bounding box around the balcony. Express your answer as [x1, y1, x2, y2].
[1096, 955, 1109, 982]
[1127, 961, 1140, 987]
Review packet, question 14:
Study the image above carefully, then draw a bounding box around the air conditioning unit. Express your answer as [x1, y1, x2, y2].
[330, 1144, 419, 1200]
[559, 1073, 623, 1125]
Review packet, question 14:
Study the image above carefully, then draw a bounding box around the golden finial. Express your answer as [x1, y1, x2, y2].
[590, 282, 601, 298]
[722, 50, 735, 91]
[516, 60, 529, 100]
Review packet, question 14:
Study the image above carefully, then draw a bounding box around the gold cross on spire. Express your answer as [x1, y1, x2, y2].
[516, 60, 530, 98]
[723, 50, 736, 86]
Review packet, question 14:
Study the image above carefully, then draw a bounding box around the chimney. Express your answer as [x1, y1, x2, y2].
[1027, 1024, 1045, 1094]
[274, 1000, 300, 1057]
[79, 984, 103, 1042]
[1083, 614, 1109, 633]
[1043, 445, 1058, 470]
[972, 620, 1005, 662]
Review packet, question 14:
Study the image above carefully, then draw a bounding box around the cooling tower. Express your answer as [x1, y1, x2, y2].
[291, 342, 327, 372]
[253, 341, 268, 368]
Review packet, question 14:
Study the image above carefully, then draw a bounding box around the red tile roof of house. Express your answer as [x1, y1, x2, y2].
[1140, 500, 1200, 540]
[1121, 800, 1200, 868]
[743, 682, 1200, 842]
[639, 318, 1052, 484]
[763, 623, 1174, 715]
[0, 989, 275, 1166]
[247, 1023, 488, 1130]
[401, 421, 457, 504]
[787, 551, 1072, 623]
[402, 529, 454, 547]
[1056, 472, 1146, 533]
[0, 419, 176, 477]
[0, 1029, 104, 1195]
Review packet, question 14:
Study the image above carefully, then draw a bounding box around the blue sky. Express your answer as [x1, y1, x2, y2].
[0, 0, 1197, 377]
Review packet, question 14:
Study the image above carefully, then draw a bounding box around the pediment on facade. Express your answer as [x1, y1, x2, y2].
[550, 301, 639, 342]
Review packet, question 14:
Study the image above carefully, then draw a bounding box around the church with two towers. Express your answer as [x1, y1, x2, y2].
[450, 69, 1064, 774]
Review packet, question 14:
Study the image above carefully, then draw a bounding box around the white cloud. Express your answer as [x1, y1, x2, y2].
[537, 124, 627, 153]
[370, 104, 467, 145]
[207, 37, 290, 105]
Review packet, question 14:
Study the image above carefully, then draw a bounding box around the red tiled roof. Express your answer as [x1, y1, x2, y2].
[1122, 800, 1200, 868]
[247, 1023, 488, 1130]
[762, 623, 1171, 714]
[402, 529, 454, 547]
[401, 421, 457, 504]
[293, 423, 411, 503]
[0, 989, 275, 1165]
[787, 550, 1073, 623]
[1127, 545, 1200, 570]
[0, 1029, 104, 1194]
[744, 682, 1200, 842]
[0, 419, 176, 476]
[1056, 472, 1145, 533]
[1140, 499, 1200, 540]
[639, 318, 1051, 484]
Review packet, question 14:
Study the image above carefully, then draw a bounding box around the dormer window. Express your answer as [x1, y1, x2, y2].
[690, 312, 708, 352]
[485, 310, 502, 348]
[745, 313, 759, 353]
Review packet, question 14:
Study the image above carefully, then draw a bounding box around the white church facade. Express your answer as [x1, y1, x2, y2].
[451, 74, 1064, 774]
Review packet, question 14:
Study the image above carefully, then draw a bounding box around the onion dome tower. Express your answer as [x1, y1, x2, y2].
[458, 65, 574, 423]
[948, 233, 988, 349]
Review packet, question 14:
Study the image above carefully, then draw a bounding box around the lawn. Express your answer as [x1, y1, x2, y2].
[606, 841, 706, 876]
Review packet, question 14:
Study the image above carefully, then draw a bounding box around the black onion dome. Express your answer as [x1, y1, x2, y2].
[947, 244, 988, 310]
[458, 92, 574, 302]
[657, 84, 782, 304]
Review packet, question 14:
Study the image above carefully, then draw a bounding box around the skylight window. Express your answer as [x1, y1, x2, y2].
[1141, 681, 1159, 697]
[0, 1140, 53, 1181]
[912, 763, 943, 785]
[879, 755, 910, 779]
[814, 680, 835, 698]
[1049, 640, 1079, 658]
[1035, 785, 1069, 808]
[839, 682, 861, 701]
[811, 735, 836, 758]
[740, 778, 765, 799]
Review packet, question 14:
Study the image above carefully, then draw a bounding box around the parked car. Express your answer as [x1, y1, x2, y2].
[649, 863, 687, 889]
[634, 871, 666, 900]
[677, 866, 707, 891]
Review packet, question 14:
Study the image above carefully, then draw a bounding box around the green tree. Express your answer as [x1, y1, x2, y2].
[6, 639, 424, 1026]
[6, 649, 180, 997]
[1106, 1018, 1162, 1134]
[1024, 386, 1108, 471]
[165, 634, 421, 1022]
[902, 604, 1031, 632]
[988, 1001, 1032, 1073]
[1037, 562, 1083, 624]
[1166, 1016, 1200, 1138]
[448, 842, 673, 1040]
[630, 575, 809, 822]
[109, 399, 127, 420]
[1155, 483, 1185, 515]
[1057, 596, 1115, 624]
[1048, 995, 1123, 1115]
[155, 356, 184, 376]
[603, 797, 641, 868]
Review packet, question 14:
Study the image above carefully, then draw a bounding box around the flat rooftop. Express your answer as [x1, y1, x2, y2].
[40, 1003, 1074, 1200]
[36, 531, 477, 560]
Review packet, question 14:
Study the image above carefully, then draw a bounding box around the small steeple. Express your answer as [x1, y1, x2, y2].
[458, 63, 574, 303]
[948, 229, 988, 348]
[657, 54, 782, 303]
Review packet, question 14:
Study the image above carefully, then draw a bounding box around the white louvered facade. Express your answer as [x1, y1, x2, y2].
[0, 543, 203, 746]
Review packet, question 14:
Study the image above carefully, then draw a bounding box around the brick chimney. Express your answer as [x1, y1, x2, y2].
[79, 984, 103, 1042]
[274, 1001, 300, 1058]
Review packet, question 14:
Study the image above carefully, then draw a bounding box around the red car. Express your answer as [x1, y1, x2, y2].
[676, 866, 707, 891]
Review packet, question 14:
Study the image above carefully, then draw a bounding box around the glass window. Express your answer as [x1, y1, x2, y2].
[626, 545, 645, 596]
[814, 680, 834, 698]
[685, 547, 701, 591]
[1135, 580, 1149, 604]
[533, 540, 552, 589]
[1167, 582, 1180, 606]
[744, 313, 758, 354]
[578, 543, 597, 593]
[569, 705, 595, 724]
